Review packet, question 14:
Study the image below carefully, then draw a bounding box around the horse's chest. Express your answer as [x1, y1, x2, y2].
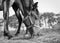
[24, 0, 30, 7]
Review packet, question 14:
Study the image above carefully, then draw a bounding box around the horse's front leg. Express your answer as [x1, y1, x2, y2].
[15, 9, 22, 36]
[3, 0, 12, 39]
[12, 2, 22, 36]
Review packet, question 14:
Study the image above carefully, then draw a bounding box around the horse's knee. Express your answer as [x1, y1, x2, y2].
[3, 12, 9, 20]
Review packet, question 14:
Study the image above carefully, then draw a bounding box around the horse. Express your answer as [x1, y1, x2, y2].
[21, 2, 39, 38]
[0, 0, 24, 39]
[12, 1, 39, 39]
[0, 0, 39, 39]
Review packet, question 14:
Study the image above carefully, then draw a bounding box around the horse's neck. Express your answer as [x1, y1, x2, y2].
[21, 0, 32, 7]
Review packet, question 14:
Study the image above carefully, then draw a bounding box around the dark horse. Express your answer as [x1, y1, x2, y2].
[12, 0, 39, 39]
[0, 0, 24, 39]
[0, 0, 39, 39]
[20, 2, 39, 38]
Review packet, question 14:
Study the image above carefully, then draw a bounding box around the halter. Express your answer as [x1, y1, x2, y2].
[20, 2, 39, 28]
[21, 10, 35, 28]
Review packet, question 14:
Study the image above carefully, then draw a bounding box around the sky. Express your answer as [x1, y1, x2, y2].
[34, 0, 60, 13]
[0, 0, 60, 19]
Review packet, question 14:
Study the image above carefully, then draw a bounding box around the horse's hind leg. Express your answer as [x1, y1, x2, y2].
[3, 0, 12, 39]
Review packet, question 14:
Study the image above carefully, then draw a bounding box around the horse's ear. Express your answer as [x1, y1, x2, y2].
[33, 2, 38, 7]
[32, 2, 38, 10]
[35, 2, 38, 6]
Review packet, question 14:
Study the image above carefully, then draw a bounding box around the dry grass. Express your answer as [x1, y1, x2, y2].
[0, 28, 60, 43]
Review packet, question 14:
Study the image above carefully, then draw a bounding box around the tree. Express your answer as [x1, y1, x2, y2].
[39, 12, 55, 29]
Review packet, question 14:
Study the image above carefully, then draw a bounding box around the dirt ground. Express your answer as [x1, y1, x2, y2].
[0, 28, 60, 43]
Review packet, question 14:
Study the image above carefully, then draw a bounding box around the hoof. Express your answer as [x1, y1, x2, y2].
[23, 34, 32, 39]
[4, 32, 8, 37]
[4, 33, 13, 39]
[8, 35, 13, 39]
[4, 35, 13, 40]
[15, 32, 20, 36]
[15, 33, 19, 36]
